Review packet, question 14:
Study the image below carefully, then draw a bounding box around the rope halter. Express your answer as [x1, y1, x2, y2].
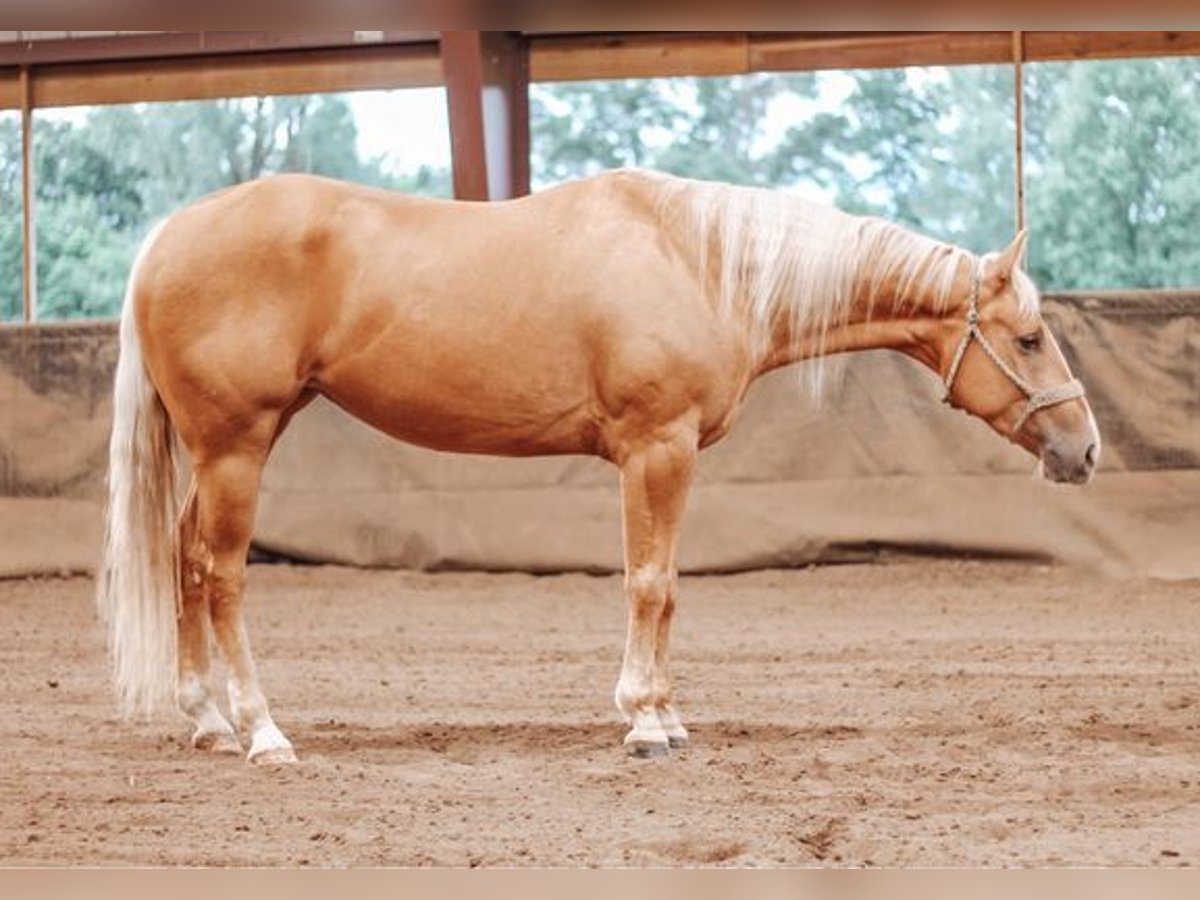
[942, 258, 1085, 434]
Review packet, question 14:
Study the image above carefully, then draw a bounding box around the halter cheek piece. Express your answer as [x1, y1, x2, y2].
[942, 259, 1085, 434]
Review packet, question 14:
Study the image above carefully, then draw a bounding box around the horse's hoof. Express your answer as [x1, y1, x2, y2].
[193, 730, 242, 755]
[248, 746, 298, 766]
[626, 739, 670, 759]
[667, 733, 689, 750]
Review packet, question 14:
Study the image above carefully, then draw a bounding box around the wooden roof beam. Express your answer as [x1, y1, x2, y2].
[0, 31, 439, 67]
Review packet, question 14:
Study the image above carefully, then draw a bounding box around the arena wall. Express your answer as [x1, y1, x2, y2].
[1, 294, 1197, 578]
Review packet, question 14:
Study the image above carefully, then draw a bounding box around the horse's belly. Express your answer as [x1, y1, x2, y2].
[316, 364, 599, 458]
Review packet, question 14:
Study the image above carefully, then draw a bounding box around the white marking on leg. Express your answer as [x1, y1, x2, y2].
[616, 566, 673, 754]
[229, 678, 295, 764]
[657, 704, 689, 749]
[615, 436, 696, 756]
[177, 672, 240, 754]
[653, 586, 688, 748]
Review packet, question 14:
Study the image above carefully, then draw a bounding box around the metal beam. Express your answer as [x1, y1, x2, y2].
[441, 31, 530, 201]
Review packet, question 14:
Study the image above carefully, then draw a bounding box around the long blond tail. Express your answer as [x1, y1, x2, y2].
[96, 223, 179, 717]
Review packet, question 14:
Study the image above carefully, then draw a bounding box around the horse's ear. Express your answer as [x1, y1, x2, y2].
[993, 229, 1032, 278]
[985, 229, 1029, 286]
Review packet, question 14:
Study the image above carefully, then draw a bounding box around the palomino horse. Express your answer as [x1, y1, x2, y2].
[98, 169, 1099, 763]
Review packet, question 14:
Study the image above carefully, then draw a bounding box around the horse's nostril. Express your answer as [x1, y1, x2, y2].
[1084, 443, 1098, 468]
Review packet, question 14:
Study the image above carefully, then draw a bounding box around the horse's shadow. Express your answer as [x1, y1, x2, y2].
[294, 719, 865, 762]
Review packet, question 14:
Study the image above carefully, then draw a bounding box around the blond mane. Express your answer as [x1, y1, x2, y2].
[649, 172, 994, 390]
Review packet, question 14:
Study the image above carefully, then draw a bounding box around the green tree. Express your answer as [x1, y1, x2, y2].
[655, 74, 813, 186]
[533, 74, 817, 187]
[0, 116, 22, 321]
[1027, 58, 1200, 289]
[17, 92, 452, 320]
[531, 79, 691, 183]
[33, 117, 146, 319]
[534, 60, 1200, 289]
[392, 164, 452, 196]
[536, 69, 1015, 253]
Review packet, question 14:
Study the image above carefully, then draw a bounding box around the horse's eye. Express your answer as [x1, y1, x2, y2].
[1017, 332, 1042, 353]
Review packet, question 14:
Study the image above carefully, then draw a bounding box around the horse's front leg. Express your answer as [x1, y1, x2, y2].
[615, 429, 696, 757]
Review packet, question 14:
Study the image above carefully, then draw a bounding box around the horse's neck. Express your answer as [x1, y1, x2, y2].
[745, 218, 972, 379]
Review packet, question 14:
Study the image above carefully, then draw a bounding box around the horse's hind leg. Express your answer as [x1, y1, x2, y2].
[193, 435, 296, 765]
[615, 428, 697, 757]
[653, 582, 688, 749]
[177, 479, 241, 754]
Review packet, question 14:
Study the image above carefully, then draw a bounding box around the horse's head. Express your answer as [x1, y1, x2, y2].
[940, 231, 1099, 485]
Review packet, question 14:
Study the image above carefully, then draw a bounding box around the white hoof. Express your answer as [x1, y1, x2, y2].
[246, 722, 296, 765]
[624, 719, 670, 758]
[249, 746, 299, 766]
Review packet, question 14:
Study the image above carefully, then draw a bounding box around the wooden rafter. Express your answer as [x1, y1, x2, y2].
[3, 31, 1200, 111]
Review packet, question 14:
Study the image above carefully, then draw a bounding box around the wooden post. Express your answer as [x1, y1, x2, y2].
[1012, 30, 1027, 235]
[19, 65, 36, 322]
[440, 31, 530, 201]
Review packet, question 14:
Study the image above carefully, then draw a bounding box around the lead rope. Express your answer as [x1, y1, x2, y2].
[942, 258, 1085, 433]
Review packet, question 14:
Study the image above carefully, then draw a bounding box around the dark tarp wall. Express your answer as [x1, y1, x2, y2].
[1, 295, 1197, 579]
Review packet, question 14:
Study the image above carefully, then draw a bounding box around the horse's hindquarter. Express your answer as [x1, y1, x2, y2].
[138, 173, 748, 462]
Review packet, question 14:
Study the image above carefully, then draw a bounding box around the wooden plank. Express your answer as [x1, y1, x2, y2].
[531, 32, 749, 82]
[2, 32, 1198, 112]
[1, 31, 1198, 103]
[0, 31, 438, 66]
[26, 44, 442, 109]
[0, 69, 16, 108]
[1023, 30, 1200, 63]
[442, 32, 490, 201]
[749, 32, 1012, 73]
[441, 31, 530, 200]
[502, 34, 532, 200]
[531, 31, 1200, 83]
[1013, 31, 1026, 234]
[19, 67, 35, 323]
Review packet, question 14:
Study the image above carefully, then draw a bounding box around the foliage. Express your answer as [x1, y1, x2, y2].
[533, 59, 1200, 292]
[0, 94, 452, 321]
[3, 59, 1199, 321]
[0, 117, 21, 321]
[1026, 58, 1200, 288]
[533, 69, 1020, 251]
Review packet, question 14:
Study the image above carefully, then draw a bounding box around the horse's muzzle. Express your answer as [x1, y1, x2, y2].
[1041, 439, 1098, 485]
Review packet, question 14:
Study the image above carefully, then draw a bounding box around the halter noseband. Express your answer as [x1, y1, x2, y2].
[942, 259, 1085, 434]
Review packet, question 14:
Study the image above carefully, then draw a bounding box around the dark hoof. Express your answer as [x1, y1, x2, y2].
[193, 730, 242, 755]
[667, 734, 689, 750]
[627, 740, 670, 759]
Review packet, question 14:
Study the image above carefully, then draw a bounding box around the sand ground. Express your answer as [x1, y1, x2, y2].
[2, 559, 1199, 867]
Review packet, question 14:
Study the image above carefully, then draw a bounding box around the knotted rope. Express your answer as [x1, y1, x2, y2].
[943, 259, 1085, 433]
